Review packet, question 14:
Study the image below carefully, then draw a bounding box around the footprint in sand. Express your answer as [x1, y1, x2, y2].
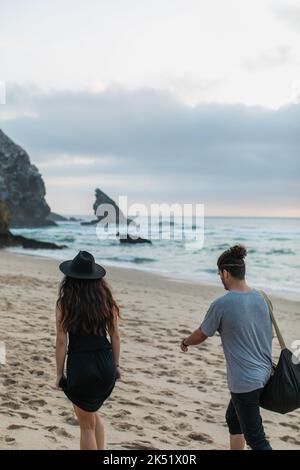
[17, 411, 35, 419]
[215, 369, 225, 376]
[141, 370, 155, 376]
[280, 435, 300, 445]
[177, 439, 190, 446]
[144, 415, 161, 425]
[29, 370, 45, 377]
[168, 410, 187, 418]
[121, 380, 140, 387]
[159, 438, 171, 444]
[135, 396, 155, 404]
[112, 409, 131, 418]
[43, 357, 52, 364]
[32, 355, 41, 361]
[117, 399, 142, 407]
[159, 345, 169, 350]
[159, 425, 169, 432]
[64, 416, 78, 426]
[56, 428, 73, 438]
[45, 434, 57, 443]
[1, 401, 20, 410]
[28, 399, 47, 407]
[179, 329, 191, 336]
[178, 423, 193, 431]
[3, 378, 17, 386]
[122, 441, 157, 450]
[279, 422, 300, 431]
[162, 390, 174, 397]
[45, 425, 73, 438]
[117, 423, 143, 432]
[188, 432, 213, 444]
[0, 410, 15, 417]
[45, 425, 59, 432]
[7, 424, 38, 430]
[21, 396, 30, 402]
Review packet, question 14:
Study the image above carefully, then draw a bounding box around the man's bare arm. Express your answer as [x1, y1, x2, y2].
[185, 328, 207, 346]
[181, 328, 208, 352]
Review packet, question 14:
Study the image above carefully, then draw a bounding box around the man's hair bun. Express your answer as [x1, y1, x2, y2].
[229, 244, 247, 260]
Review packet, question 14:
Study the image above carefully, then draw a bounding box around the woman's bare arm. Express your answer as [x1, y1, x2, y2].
[55, 304, 67, 386]
[109, 310, 121, 372]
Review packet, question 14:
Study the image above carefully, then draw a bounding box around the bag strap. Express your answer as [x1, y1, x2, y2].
[259, 290, 286, 350]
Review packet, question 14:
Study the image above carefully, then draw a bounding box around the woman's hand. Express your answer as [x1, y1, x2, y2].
[55, 375, 63, 390]
[116, 366, 122, 380]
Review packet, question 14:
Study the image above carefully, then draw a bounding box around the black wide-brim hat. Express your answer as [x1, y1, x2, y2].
[59, 250, 106, 279]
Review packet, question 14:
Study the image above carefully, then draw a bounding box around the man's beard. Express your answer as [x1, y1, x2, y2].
[221, 279, 228, 290]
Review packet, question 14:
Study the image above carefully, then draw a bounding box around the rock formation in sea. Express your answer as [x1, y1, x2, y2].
[82, 188, 152, 243]
[81, 188, 132, 226]
[0, 230, 67, 249]
[119, 235, 152, 244]
[93, 188, 130, 223]
[0, 129, 55, 227]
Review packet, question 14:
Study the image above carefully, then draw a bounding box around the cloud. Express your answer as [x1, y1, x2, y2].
[147, 75, 223, 106]
[274, 5, 300, 33]
[242, 46, 294, 71]
[1, 83, 299, 214]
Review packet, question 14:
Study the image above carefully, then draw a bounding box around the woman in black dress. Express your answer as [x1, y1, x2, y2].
[55, 251, 121, 450]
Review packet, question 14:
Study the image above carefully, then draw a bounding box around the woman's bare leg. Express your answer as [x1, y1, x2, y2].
[95, 413, 105, 450]
[73, 405, 97, 450]
[230, 433, 246, 450]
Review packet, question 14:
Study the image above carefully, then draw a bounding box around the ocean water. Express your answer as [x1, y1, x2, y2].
[8, 216, 300, 300]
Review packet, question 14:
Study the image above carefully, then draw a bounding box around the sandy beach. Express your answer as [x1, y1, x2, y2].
[0, 250, 299, 450]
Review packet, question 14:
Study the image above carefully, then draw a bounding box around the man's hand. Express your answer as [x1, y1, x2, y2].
[180, 329, 208, 353]
[180, 339, 189, 352]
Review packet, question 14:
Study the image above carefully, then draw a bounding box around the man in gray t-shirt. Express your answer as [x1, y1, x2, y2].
[180, 245, 273, 450]
[200, 289, 273, 394]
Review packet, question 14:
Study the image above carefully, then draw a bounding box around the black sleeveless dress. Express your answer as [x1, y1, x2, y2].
[59, 329, 117, 412]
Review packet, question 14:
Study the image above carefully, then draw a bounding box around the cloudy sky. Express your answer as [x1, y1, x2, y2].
[0, 0, 299, 216]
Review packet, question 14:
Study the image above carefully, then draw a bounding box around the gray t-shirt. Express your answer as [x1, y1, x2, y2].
[200, 289, 273, 393]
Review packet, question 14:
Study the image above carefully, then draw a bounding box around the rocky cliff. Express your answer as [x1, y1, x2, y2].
[0, 198, 65, 249]
[0, 129, 54, 227]
[0, 199, 10, 234]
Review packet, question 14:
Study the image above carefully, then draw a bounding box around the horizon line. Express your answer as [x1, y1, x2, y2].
[58, 213, 300, 219]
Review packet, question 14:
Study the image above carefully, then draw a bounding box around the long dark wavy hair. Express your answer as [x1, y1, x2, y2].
[56, 277, 120, 335]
